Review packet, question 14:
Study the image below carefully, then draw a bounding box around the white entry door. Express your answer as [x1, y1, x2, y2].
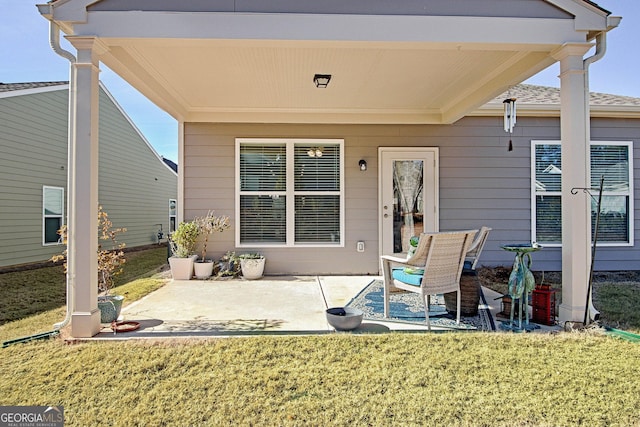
[379, 148, 439, 257]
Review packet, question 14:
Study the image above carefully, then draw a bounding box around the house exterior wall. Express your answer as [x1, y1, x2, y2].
[0, 89, 68, 267]
[0, 86, 177, 268]
[184, 116, 639, 274]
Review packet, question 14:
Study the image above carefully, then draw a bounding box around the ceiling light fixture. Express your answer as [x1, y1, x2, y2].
[313, 74, 331, 88]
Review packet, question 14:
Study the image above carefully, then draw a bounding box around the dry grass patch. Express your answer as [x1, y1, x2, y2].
[0, 247, 168, 325]
[478, 267, 640, 333]
[1, 334, 639, 426]
[0, 277, 166, 343]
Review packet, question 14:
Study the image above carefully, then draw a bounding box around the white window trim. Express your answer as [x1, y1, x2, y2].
[235, 138, 345, 248]
[531, 140, 634, 247]
[43, 185, 65, 246]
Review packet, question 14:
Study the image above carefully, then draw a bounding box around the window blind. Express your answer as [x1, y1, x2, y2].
[238, 139, 343, 246]
[239, 195, 286, 243]
[533, 142, 632, 244]
[295, 195, 341, 243]
[239, 144, 286, 192]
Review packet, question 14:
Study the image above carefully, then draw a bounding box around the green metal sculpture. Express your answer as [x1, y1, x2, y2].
[502, 244, 540, 331]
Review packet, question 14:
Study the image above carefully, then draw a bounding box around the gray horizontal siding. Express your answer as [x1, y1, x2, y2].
[0, 89, 68, 266]
[96, 87, 177, 250]
[184, 117, 640, 275]
[0, 86, 177, 268]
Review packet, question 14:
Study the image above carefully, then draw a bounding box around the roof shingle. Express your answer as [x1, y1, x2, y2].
[0, 82, 68, 93]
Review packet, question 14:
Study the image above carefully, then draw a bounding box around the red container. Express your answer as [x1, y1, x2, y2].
[532, 286, 557, 326]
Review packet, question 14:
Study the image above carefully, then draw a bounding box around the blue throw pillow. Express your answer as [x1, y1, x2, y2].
[392, 268, 422, 286]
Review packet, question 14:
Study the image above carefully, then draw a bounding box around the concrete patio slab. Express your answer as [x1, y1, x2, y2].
[111, 276, 329, 337]
[90, 275, 558, 340]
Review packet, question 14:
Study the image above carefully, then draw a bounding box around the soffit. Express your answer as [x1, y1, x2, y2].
[44, 0, 612, 124]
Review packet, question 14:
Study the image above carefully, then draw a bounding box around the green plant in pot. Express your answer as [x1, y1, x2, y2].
[239, 252, 266, 280]
[217, 251, 241, 278]
[193, 210, 230, 279]
[168, 220, 200, 280]
[52, 206, 127, 323]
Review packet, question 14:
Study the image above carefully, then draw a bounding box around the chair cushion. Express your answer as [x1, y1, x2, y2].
[392, 268, 423, 286]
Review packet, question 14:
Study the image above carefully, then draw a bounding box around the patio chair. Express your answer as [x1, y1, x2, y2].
[380, 230, 477, 330]
[464, 226, 492, 270]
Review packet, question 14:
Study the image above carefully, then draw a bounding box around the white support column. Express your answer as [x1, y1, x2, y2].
[66, 36, 105, 337]
[552, 43, 593, 325]
[177, 121, 185, 224]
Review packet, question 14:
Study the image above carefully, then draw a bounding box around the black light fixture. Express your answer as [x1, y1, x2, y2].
[313, 74, 331, 88]
[359, 159, 367, 171]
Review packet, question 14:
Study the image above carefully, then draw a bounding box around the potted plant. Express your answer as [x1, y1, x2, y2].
[168, 220, 199, 280]
[217, 251, 241, 278]
[52, 206, 127, 323]
[239, 252, 266, 280]
[193, 210, 230, 279]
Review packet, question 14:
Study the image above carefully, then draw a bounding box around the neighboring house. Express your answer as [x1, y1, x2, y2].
[37, 0, 624, 335]
[162, 156, 178, 173]
[0, 81, 178, 268]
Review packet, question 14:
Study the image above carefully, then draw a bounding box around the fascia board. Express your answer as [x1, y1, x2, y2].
[544, 0, 609, 31]
[0, 84, 69, 99]
[49, 0, 100, 23]
[74, 12, 585, 45]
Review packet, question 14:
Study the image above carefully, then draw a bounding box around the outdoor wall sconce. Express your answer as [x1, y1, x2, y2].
[313, 74, 331, 88]
[359, 159, 367, 171]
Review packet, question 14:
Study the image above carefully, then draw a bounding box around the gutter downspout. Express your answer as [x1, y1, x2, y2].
[582, 16, 621, 325]
[3, 16, 76, 347]
[48, 19, 77, 332]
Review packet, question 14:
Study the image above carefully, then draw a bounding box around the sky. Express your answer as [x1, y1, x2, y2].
[1, 0, 639, 163]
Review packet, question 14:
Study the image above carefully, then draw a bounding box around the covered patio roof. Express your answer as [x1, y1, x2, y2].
[39, 0, 615, 124]
[36, 0, 620, 338]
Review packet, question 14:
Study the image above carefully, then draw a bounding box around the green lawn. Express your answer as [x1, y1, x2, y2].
[1, 257, 640, 425]
[1, 334, 639, 426]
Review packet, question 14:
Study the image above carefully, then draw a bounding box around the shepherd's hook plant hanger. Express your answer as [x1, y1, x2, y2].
[570, 175, 604, 326]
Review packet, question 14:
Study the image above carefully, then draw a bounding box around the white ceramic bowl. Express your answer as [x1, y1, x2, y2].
[326, 307, 364, 331]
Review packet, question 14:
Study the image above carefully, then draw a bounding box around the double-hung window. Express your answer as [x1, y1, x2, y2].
[43, 186, 64, 245]
[532, 141, 633, 246]
[236, 138, 344, 247]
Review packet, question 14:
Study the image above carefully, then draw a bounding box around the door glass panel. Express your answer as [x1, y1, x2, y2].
[393, 160, 424, 253]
